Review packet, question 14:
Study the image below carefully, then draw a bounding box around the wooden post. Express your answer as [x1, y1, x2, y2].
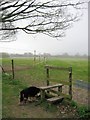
[39, 55, 40, 62]
[34, 50, 36, 62]
[40, 90, 45, 101]
[69, 67, 72, 100]
[11, 59, 14, 79]
[44, 56, 46, 64]
[0, 65, 5, 73]
[46, 68, 49, 86]
[58, 86, 62, 93]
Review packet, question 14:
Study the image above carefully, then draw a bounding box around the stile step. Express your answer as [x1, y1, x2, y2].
[47, 96, 64, 103]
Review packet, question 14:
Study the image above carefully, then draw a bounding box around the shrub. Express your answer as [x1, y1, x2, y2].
[77, 105, 90, 118]
[70, 100, 77, 108]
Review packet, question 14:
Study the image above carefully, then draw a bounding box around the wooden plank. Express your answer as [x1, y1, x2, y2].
[50, 89, 61, 96]
[48, 79, 71, 85]
[47, 96, 64, 103]
[39, 84, 63, 90]
[45, 65, 69, 71]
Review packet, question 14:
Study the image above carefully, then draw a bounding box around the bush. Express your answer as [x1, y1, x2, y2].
[77, 105, 90, 118]
[70, 100, 77, 108]
[69, 100, 90, 118]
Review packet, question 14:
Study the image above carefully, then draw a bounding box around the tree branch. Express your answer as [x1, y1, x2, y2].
[0, 0, 87, 41]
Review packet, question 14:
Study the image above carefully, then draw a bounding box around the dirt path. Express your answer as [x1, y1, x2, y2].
[7, 103, 56, 118]
[72, 86, 89, 106]
[62, 85, 89, 106]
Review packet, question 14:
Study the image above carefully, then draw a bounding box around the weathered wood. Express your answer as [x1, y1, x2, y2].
[58, 86, 62, 94]
[44, 56, 46, 64]
[11, 59, 14, 79]
[69, 67, 72, 100]
[39, 84, 63, 101]
[44, 65, 72, 100]
[47, 79, 71, 85]
[49, 89, 62, 96]
[39, 84, 63, 90]
[0, 65, 5, 73]
[45, 65, 69, 71]
[47, 96, 64, 103]
[40, 89, 45, 101]
[34, 50, 36, 62]
[46, 68, 49, 86]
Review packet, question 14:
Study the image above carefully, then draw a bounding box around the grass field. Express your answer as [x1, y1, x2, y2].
[1, 57, 89, 118]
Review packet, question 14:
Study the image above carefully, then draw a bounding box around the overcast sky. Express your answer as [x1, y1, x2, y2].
[0, 3, 88, 55]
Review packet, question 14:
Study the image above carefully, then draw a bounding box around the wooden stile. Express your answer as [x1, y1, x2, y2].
[45, 65, 72, 100]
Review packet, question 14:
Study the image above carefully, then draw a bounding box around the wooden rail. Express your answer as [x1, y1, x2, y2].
[45, 65, 69, 71]
[39, 84, 63, 90]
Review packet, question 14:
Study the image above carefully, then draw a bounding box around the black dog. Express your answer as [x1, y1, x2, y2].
[19, 86, 40, 104]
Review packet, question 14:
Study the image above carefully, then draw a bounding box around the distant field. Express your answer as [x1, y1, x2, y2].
[1, 57, 88, 85]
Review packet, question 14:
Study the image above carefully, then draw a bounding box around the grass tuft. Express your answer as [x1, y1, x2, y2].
[77, 105, 90, 118]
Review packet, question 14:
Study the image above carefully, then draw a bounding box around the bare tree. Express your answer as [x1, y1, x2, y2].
[0, 0, 87, 41]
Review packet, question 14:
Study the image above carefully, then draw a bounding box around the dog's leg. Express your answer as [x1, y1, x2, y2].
[19, 92, 24, 105]
[24, 98, 28, 104]
[33, 97, 36, 101]
[28, 97, 32, 102]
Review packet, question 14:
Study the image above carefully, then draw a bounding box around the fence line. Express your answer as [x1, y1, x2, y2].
[2, 58, 46, 79]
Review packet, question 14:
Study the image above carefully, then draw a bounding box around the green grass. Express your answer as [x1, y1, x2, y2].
[0, 73, 2, 119]
[70, 100, 90, 118]
[2, 73, 26, 118]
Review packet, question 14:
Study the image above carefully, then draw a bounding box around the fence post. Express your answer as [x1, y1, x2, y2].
[0, 65, 5, 73]
[69, 67, 72, 100]
[11, 59, 14, 79]
[44, 56, 46, 64]
[39, 55, 40, 62]
[34, 50, 36, 63]
[46, 68, 49, 86]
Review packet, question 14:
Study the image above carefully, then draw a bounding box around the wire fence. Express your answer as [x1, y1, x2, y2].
[1, 57, 47, 79]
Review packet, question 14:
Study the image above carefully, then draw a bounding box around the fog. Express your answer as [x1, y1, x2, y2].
[0, 5, 88, 56]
